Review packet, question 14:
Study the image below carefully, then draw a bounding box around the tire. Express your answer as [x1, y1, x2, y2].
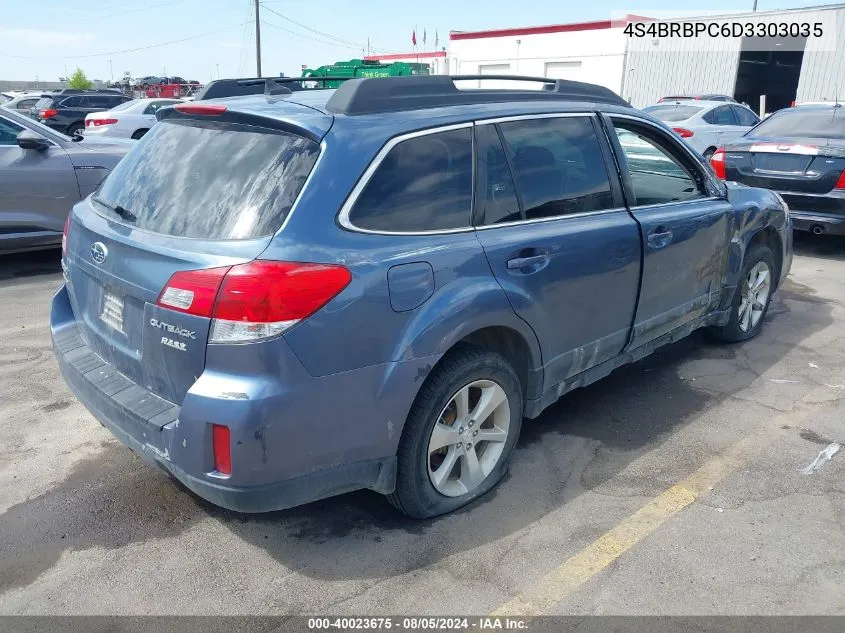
[709, 244, 776, 342]
[131, 129, 149, 140]
[67, 122, 84, 137]
[388, 346, 523, 519]
[703, 147, 716, 160]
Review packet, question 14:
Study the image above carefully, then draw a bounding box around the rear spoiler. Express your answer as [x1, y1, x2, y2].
[194, 76, 355, 101]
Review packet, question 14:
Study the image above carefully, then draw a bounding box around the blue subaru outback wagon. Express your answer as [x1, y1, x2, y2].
[52, 76, 792, 518]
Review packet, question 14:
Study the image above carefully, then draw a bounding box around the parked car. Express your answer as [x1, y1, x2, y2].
[167, 76, 188, 85]
[32, 90, 132, 137]
[135, 76, 165, 88]
[1, 91, 43, 114]
[84, 98, 180, 139]
[710, 103, 845, 236]
[643, 100, 760, 158]
[52, 75, 792, 518]
[658, 93, 737, 103]
[0, 107, 131, 254]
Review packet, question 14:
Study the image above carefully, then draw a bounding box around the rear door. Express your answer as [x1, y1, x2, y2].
[473, 114, 642, 387]
[64, 115, 322, 404]
[607, 115, 733, 349]
[702, 104, 740, 147]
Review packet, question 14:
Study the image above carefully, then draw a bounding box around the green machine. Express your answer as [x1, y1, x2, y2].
[301, 59, 431, 88]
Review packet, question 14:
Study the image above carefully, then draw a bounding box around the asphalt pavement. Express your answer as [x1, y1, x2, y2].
[0, 234, 843, 615]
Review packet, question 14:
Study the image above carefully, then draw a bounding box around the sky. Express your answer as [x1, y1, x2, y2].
[0, 0, 841, 83]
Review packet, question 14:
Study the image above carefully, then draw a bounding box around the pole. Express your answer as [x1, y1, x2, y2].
[255, 0, 262, 76]
[109, 59, 113, 82]
[752, 0, 758, 10]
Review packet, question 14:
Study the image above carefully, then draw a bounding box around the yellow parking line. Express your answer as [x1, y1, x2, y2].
[491, 398, 822, 616]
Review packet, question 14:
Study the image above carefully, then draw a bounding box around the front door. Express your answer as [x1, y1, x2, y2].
[607, 116, 733, 349]
[473, 115, 642, 389]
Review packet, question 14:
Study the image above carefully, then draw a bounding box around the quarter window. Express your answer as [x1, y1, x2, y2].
[497, 116, 614, 219]
[732, 105, 759, 127]
[348, 127, 473, 232]
[612, 122, 705, 206]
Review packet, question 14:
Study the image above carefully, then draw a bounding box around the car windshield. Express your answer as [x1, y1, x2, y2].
[2, 107, 71, 141]
[92, 119, 320, 240]
[643, 104, 703, 122]
[750, 107, 845, 139]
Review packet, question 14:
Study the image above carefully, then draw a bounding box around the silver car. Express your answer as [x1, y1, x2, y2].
[643, 100, 761, 158]
[0, 107, 131, 254]
[0, 91, 43, 115]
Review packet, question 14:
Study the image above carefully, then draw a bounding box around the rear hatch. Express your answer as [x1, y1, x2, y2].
[722, 107, 845, 214]
[64, 103, 328, 404]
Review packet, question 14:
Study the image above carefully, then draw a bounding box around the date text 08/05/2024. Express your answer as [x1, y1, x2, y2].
[307, 617, 528, 631]
[624, 21, 823, 38]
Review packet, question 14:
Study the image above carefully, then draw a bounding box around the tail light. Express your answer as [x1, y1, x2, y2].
[39, 108, 58, 119]
[212, 424, 231, 475]
[90, 118, 118, 127]
[836, 170, 845, 189]
[156, 261, 352, 343]
[710, 147, 727, 180]
[62, 214, 71, 256]
[672, 127, 694, 138]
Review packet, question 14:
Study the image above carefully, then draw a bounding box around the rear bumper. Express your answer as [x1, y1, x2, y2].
[790, 211, 845, 235]
[51, 284, 430, 512]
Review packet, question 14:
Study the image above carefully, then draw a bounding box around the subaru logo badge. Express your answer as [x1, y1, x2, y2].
[90, 242, 108, 265]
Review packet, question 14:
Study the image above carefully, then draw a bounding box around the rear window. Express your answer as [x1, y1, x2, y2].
[92, 119, 319, 240]
[34, 97, 54, 109]
[643, 105, 703, 122]
[750, 108, 845, 139]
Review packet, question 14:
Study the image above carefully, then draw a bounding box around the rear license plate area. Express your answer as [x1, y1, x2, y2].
[100, 289, 125, 334]
[753, 154, 811, 173]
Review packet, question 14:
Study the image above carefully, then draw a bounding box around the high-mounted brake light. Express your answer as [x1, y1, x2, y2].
[156, 261, 352, 343]
[672, 127, 694, 138]
[174, 103, 227, 116]
[710, 147, 727, 180]
[39, 108, 58, 119]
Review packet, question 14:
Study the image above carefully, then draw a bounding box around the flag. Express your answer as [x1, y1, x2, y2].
[412, 30, 416, 46]
[423, 29, 427, 46]
[435, 30, 439, 49]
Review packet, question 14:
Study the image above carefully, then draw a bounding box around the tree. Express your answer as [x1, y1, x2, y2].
[67, 68, 92, 90]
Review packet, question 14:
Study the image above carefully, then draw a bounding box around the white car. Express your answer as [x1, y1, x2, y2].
[642, 100, 760, 158]
[83, 98, 181, 139]
[1, 91, 44, 114]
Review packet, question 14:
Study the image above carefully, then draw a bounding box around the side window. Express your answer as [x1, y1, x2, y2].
[348, 127, 473, 232]
[0, 117, 24, 145]
[476, 124, 521, 225]
[17, 98, 38, 111]
[703, 105, 738, 125]
[497, 116, 614, 219]
[84, 96, 111, 108]
[612, 122, 705, 206]
[60, 96, 82, 107]
[143, 100, 177, 115]
[732, 105, 759, 127]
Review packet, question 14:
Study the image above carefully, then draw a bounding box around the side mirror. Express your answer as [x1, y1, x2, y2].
[17, 129, 50, 151]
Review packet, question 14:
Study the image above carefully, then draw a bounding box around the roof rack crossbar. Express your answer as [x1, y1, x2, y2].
[326, 75, 630, 115]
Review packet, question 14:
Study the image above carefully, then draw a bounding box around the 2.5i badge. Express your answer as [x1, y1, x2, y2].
[161, 337, 187, 352]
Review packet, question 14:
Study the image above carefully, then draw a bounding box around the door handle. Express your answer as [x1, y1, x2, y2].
[507, 254, 549, 270]
[647, 226, 673, 249]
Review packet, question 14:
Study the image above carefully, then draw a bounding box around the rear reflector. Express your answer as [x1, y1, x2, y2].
[174, 103, 227, 115]
[212, 424, 231, 475]
[157, 261, 352, 343]
[710, 147, 727, 180]
[672, 127, 694, 138]
[836, 170, 845, 189]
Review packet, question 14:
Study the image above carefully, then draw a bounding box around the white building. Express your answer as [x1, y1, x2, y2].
[447, 5, 845, 112]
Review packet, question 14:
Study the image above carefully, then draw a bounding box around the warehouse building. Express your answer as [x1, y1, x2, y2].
[448, 4, 845, 112]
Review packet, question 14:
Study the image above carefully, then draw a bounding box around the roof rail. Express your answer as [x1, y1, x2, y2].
[195, 76, 354, 100]
[325, 75, 630, 115]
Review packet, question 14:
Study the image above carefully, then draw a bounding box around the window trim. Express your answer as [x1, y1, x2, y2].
[337, 122, 477, 236]
[605, 113, 724, 209]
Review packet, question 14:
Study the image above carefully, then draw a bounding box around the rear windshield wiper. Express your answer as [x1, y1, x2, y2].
[92, 196, 137, 222]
